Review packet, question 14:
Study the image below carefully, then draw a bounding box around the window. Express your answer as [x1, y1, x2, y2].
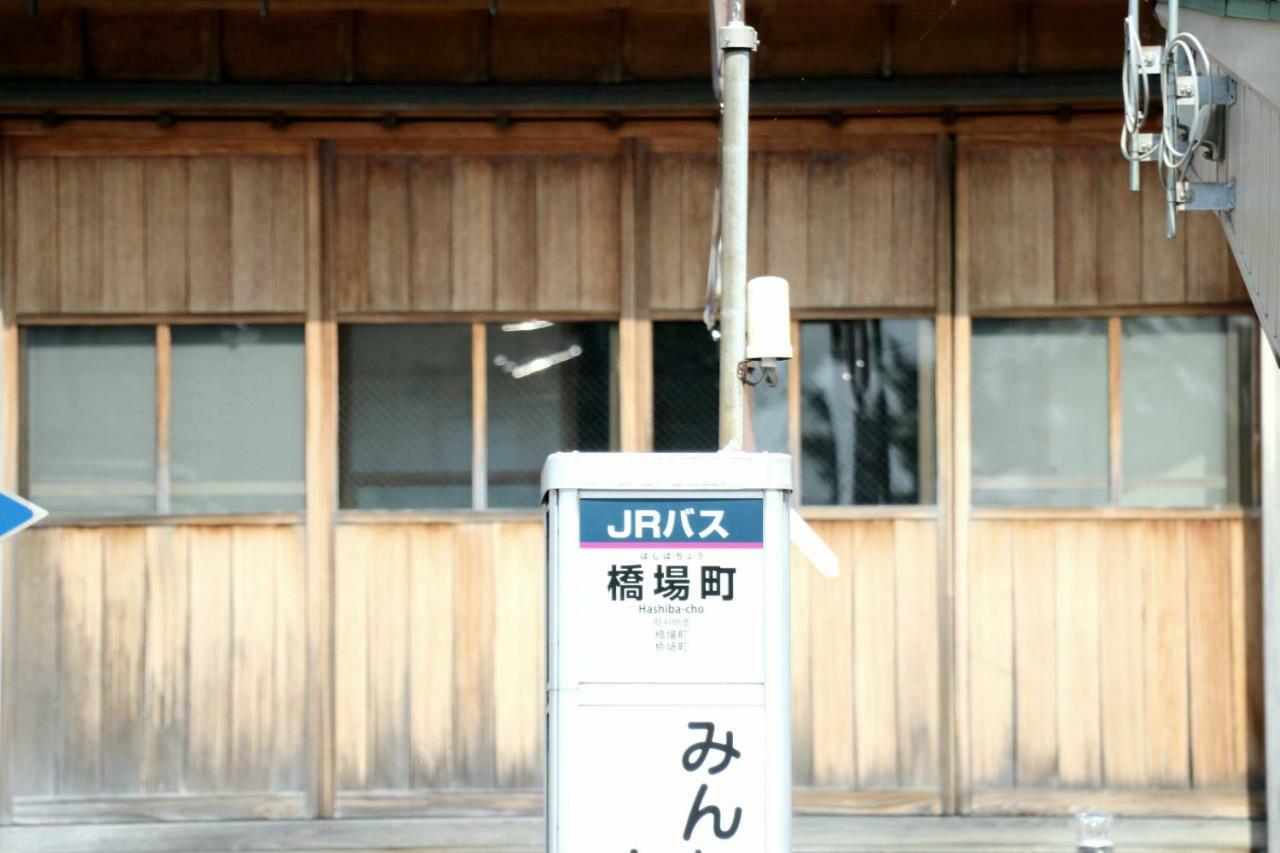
[801, 319, 935, 505]
[24, 324, 305, 517]
[971, 314, 1256, 508]
[652, 322, 787, 454]
[340, 324, 473, 510]
[651, 318, 934, 505]
[1121, 315, 1255, 506]
[340, 321, 618, 511]
[971, 318, 1110, 507]
[171, 325, 305, 513]
[25, 326, 157, 515]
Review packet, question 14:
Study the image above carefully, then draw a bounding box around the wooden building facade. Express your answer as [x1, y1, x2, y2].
[0, 1, 1267, 851]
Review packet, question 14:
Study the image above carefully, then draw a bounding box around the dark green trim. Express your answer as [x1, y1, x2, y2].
[0, 73, 1118, 118]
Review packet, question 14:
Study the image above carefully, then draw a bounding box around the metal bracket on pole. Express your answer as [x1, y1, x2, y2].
[1176, 180, 1236, 212]
[1176, 74, 1236, 106]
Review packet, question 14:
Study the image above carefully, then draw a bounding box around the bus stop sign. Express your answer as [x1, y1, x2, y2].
[542, 452, 791, 852]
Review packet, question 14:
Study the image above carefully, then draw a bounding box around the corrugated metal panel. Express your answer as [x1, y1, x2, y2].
[1206, 67, 1280, 357]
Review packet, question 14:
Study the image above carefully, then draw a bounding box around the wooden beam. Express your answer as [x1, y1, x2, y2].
[0, 135, 19, 826]
[154, 324, 171, 515]
[471, 322, 487, 510]
[306, 140, 337, 818]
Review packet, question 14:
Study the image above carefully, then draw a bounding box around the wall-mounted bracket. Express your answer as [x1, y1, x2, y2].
[1176, 180, 1235, 212]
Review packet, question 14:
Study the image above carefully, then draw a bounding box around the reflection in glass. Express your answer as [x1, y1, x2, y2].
[971, 318, 1108, 507]
[339, 324, 472, 509]
[25, 326, 156, 515]
[801, 319, 934, 505]
[1121, 315, 1253, 507]
[652, 322, 787, 454]
[488, 322, 616, 507]
[171, 325, 305, 513]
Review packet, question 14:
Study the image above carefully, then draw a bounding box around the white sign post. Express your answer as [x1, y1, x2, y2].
[543, 451, 791, 852]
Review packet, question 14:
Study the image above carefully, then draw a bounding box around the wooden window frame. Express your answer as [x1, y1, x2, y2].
[20, 317, 309, 527]
[968, 306, 1262, 520]
[336, 314, 623, 520]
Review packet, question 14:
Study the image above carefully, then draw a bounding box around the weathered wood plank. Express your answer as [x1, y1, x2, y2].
[893, 519, 940, 788]
[1186, 520, 1236, 786]
[334, 526, 370, 791]
[12, 531, 59, 796]
[141, 527, 189, 792]
[452, 524, 496, 787]
[1099, 521, 1148, 787]
[534, 158, 581, 312]
[14, 157, 59, 314]
[100, 529, 147, 793]
[186, 527, 233, 792]
[790, 537, 814, 787]
[408, 158, 454, 312]
[57, 529, 104, 795]
[229, 527, 276, 790]
[143, 157, 188, 314]
[409, 525, 456, 789]
[1054, 522, 1102, 787]
[270, 526, 307, 791]
[576, 155, 620, 312]
[99, 159, 147, 313]
[491, 158, 537, 313]
[1010, 522, 1057, 787]
[56, 158, 104, 314]
[492, 523, 543, 790]
[854, 521, 899, 788]
[764, 153, 809, 309]
[365, 158, 412, 312]
[366, 527, 411, 791]
[968, 521, 1014, 788]
[186, 157, 233, 312]
[850, 152, 893, 307]
[450, 157, 495, 312]
[645, 153, 683, 311]
[807, 154, 851, 309]
[1053, 148, 1100, 306]
[333, 157, 370, 312]
[1144, 521, 1191, 786]
[809, 521, 856, 787]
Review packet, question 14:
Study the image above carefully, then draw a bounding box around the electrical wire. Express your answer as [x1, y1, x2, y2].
[1160, 31, 1213, 175]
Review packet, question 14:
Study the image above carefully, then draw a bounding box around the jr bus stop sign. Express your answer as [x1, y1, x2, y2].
[542, 452, 791, 852]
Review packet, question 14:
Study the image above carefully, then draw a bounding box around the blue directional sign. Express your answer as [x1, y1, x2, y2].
[0, 491, 46, 542]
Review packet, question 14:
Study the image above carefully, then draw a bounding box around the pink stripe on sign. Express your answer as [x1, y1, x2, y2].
[580, 541, 762, 549]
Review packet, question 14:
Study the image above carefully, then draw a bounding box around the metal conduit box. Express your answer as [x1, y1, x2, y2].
[541, 451, 792, 852]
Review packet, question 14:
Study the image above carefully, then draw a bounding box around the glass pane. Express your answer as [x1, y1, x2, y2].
[488, 321, 616, 507]
[1121, 315, 1254, 507]
[651, 321, 789, 453]
[340, 324, 472, 510]
[25, 326, 156, 515]
[971, 318, 1109, 507]
[653, 323, 718, 451]
[801, 319, 935, 505]
[171, 325, 305, 513]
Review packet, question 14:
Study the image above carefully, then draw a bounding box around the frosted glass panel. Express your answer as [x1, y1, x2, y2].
[25, 326, 156, 515]
[801, 319, 934, 505]
[972, 318, 1109, 507]
[171, 325, 305, 513]
[1121, 315, 1253, 507]
[488, 322, 616, 507]
[339, 324, 472, 510]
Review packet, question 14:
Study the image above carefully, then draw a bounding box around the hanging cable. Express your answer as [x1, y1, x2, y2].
[1160, 31, 1213, 176]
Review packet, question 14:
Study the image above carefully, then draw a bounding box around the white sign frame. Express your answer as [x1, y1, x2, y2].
[544, 453, 791, 853]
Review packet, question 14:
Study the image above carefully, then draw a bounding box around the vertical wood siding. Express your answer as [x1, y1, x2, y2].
[12, 155, 308, 315]
[332, 518, 944, 811]
[960, 141, 1246, 311]
[966, 518, 1263, 805]
[8, 526, 308, 817]
[331, 154, 621, 315]
[647, 144, 940, 312]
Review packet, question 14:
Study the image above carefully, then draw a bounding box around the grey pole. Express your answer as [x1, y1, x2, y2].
[716, 10, 758, 450]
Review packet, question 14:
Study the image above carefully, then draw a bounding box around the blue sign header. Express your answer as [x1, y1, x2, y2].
[579, 498, 763, 548]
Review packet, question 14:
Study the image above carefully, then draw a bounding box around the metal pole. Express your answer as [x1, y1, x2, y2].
[717, 11, 757, 450]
